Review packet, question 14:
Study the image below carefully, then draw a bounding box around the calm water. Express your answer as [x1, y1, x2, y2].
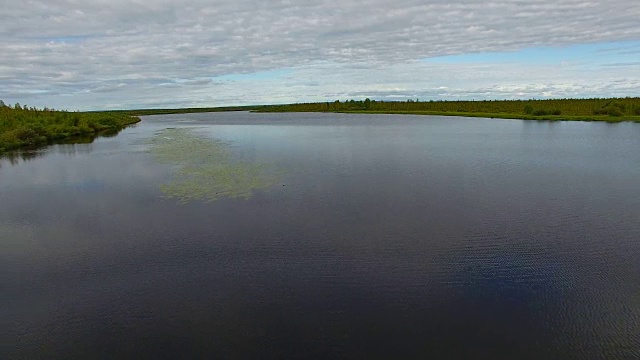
[3, 112, 639, 359]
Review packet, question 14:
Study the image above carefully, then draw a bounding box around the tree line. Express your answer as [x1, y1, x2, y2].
[258, 97, 640, 118]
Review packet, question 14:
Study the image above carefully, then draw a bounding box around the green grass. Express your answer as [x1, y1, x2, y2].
[0, 105, 140, 154]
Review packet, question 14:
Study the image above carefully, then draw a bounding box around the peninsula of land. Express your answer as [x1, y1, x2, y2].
[0, 104, 140, 154]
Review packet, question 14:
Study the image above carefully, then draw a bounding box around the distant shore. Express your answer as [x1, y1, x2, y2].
[256, 97, 640, 123]
[116, 97, 640, 123]
[326, 110, 640, 123]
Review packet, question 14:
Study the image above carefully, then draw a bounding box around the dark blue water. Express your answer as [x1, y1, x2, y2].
[3, 112, 640, 359]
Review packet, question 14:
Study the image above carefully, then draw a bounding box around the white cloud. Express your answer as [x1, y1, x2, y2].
[1, 0, 639, 109]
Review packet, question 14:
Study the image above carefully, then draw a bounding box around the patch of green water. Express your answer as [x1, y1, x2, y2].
[148, 128, 279, 203]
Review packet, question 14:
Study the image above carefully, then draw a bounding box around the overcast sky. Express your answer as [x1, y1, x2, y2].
[2, 0, 639, 110]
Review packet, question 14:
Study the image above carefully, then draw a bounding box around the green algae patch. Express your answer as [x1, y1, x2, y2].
[148, 128, 279, 203]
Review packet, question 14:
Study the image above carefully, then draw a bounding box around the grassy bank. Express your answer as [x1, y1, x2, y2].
[257, 97, 640, 122]
[0, 104, 140, 154]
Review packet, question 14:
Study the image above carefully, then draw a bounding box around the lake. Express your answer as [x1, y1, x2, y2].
[3, 112, 639, 359]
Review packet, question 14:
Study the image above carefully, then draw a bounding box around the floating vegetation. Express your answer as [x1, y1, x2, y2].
[148, 128, 279, 203]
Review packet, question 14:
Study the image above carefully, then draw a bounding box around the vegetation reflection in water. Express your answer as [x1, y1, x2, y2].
[148, 128, 280, 203]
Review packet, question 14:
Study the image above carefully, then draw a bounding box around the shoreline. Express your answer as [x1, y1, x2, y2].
[0, 116, 141, 155]
[254, 97, 640, 123]
[258, 110, 640, 123]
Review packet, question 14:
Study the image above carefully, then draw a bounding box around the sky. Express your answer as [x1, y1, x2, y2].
[1, 0, 640, 111]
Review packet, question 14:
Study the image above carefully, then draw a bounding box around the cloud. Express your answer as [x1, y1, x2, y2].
[1, 0, 639, 109]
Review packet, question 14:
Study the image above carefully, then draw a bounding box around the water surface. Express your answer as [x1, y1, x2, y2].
[3, 112, 640, 358]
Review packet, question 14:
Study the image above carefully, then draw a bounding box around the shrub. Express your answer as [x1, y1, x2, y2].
[594, 101, 626, 116]
[14, 126, 38, 141]
[607, 107, 623, 117]
[524, 105, 534, 114]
